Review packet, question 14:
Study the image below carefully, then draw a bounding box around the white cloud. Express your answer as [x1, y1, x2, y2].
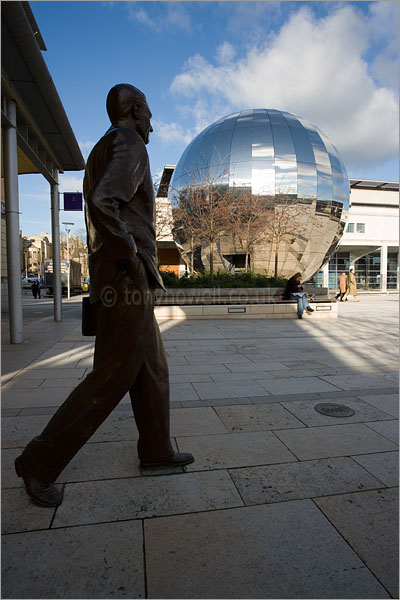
[216, 41, 236, 65]
[127, 2, 192, 33]
[59, 175, 83, 193]
[78, 140, 95, 159]
[152, 119, 194, 146]
[170, 3, 398, 172]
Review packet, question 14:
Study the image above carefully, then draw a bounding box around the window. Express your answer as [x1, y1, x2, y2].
[356, 223, 365, 233]
[346, 223, 354, 233]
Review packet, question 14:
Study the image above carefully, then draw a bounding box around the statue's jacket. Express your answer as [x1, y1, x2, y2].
[83, 125, 165, 302]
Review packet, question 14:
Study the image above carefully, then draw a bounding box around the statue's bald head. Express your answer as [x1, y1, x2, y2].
[106, 84, 147, 125]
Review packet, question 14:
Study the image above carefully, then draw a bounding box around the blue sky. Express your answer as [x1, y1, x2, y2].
[19, 1, 399, 237]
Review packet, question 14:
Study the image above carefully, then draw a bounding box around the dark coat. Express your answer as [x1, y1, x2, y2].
[283, 276, 303, 299]
[83, 125, 165, 303]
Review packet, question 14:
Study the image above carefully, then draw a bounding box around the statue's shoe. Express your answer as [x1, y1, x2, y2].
[15, 456, 63, 508]
[140, 452, 194, 468]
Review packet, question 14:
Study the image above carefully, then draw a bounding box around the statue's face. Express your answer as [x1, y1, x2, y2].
[136, 101, 153, 145]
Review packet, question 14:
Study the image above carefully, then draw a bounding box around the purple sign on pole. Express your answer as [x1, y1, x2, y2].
[64, 192, 83, 211]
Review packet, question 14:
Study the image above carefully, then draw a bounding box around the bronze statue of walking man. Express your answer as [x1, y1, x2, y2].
[15, 84, 194, 507]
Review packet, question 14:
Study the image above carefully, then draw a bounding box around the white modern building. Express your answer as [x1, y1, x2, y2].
[315, 179, 399, 292]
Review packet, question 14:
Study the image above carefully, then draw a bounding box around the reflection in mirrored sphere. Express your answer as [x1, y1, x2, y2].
[169, 109, 349, 281]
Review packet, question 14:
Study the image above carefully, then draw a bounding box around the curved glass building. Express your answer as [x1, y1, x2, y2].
[170, 109, 349, 281]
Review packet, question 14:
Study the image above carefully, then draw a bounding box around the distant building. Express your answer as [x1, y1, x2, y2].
[21, 233, 52, 277]
[313, 179, 399, 292]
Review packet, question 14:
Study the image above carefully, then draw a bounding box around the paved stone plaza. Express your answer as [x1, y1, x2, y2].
[1, 295, 398, 599]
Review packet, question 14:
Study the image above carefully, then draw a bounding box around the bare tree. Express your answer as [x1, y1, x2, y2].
[262, 194, 310, 278]
[171, 165, 233, 281]
[227, 189, 270, 272]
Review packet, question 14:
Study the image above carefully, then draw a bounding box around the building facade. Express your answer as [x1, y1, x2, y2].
[311, 179, 399, 292]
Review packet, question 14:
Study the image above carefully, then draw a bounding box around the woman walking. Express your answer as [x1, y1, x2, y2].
[346, 268, 359, 301]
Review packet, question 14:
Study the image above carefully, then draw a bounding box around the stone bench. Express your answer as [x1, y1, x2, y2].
[154, 299, 337, 320]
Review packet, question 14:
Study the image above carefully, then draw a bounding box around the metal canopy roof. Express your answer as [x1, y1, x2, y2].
[1, 1, 85, 175]
[349, 179, 399, 192]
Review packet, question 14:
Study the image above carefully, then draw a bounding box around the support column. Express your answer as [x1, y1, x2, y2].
[51, 171, 62, 321]
[380, 244, 388, 294]
[322, 262, 329, 289]
[4, 100, 23, 343]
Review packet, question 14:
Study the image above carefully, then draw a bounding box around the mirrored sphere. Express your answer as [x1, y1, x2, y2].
[169, 109, 349, 281]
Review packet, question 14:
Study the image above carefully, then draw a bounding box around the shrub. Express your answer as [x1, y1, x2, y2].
[159, 270, 287, 289]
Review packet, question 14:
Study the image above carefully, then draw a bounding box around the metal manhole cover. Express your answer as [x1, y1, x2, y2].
[314, 403, 355, 417]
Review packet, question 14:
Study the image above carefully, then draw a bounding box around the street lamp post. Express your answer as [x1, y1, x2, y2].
[62, 222, 74, 299]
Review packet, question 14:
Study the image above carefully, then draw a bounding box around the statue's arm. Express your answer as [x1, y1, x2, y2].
[88, 130, 146, 265]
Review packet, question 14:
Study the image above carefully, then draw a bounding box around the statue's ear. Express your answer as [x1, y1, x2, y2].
[131, 103, 141, 119]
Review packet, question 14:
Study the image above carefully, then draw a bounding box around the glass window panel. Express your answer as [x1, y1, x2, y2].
[251, 160, 275, 195]
[332, 168, 344, 201]
[236, 110, 254, 127]
[387, 252, 398, 289]
[219, 113, 240, 130]
[275, 160, 297, 195]
[231, 126, 252, 162]
[229, 161, 252, 189]
[196, 166, 229, 187]
[307, 129, 331, 167]
[271, 124, 296, 160]
[252, 122, 274, 159]
[210, 128, 234, 166]
[347, 223, 354, 232]
[197, 133, 218, 166]
[356, 222, 365, 233]
[267, 110, 287, 127]
[317, 165, 333, 200]
[252, 109, 270, 122]
[290, 126, 315, 164]
[297, 161, 317, 199]
[281, 112, 303, 128]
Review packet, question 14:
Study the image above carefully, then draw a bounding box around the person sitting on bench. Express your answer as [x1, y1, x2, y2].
[284, 273, 314, 319]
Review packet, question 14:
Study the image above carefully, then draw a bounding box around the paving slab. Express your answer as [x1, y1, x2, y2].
[52, 470, 243, 528]
[364, 420, 399, 444]
[230, 457, 384, 505]
[2, 520, 145, 598]
[1, 388, 74, 409]
[39, 378, 84, 388]
[170, 407, 228, 436]
[352, 452, 399, 487]
[89, 413, 139, 443]
[214, 403, 305, 432]
[2, 488, 56, 534]
[192, 380, 269, 400]
[319, 373, 398, 391]
[18, 367, 86, 379]
[358, 393, 399, 418]
[169, 364, 230, 375]
[144, 500, 389, 599]
[59, 441, 141, 483]
[177, 431, 297, 470]
[275, 423, 398, 460]
[170, 382, 199, 401]
[280, 396, 395, 426]
[2, 414, 52, 448]
[315, 488, 398, 598]
[2, 378, 45, 389]
[224, 361, 289, 372]
[255, 375, 341, 395]
[184, 353, 252, 364]
[2, 448, 24, 489]
[169, 373, 212, 383]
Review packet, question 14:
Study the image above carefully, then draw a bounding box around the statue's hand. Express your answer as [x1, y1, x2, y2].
[119, 255, 145, 282]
